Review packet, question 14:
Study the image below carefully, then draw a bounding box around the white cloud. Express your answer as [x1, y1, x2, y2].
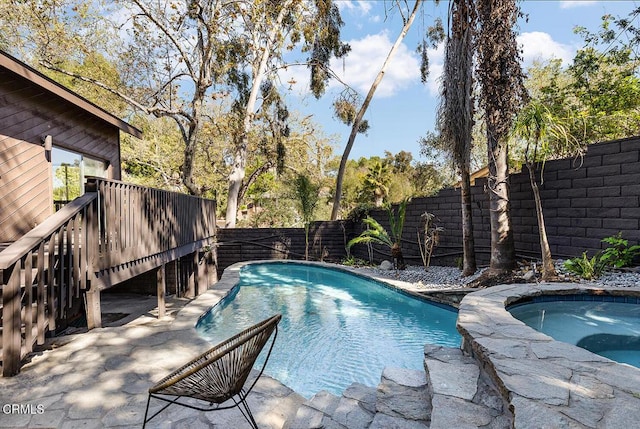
[559, 1, 598, 9]
[336, 1, 372, 15]
[517, 32, 574, 65]
[329, 31, 421, 98]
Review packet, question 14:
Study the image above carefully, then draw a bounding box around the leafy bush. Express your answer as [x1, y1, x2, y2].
[563, 252, 607, 280]
[599, 233, 640, 268]
[347, 199, 409, 270]
[564, 233, 640, 279]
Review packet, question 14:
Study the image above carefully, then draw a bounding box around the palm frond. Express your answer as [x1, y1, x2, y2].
[347, 216, 393, 249]
[388, 198, 409, 244]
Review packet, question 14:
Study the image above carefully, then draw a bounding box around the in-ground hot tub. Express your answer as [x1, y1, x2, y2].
[508, 294, 640, 367]
[457, 284, 640, 428]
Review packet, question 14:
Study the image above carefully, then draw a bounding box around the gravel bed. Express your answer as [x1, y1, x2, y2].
[354, 262, 640, 290]
[353, 265, 486, 290]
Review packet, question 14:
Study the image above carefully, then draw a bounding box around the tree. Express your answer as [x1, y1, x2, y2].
[222, 0, 350, 227]
[7, 0, 348, 228]
[436, 0, 477, 276]
[330, 0, 426, 220]
[121, 115, 185, 191]
[0, 0, 111, 64]
[362, 160, 390, 207]
[293, 174, 320, 260]
[512, 102, 573, 280]
[475, 0, 527, 275]
[53, 161, 81, 202]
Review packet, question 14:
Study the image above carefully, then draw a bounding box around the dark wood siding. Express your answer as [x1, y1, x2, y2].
[0, 69, 121, 173]
[0, 68, 122, 242]
[0, 137, 50, 242]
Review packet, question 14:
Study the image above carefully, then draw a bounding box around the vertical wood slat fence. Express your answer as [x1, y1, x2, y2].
[0, 178, 217, 376]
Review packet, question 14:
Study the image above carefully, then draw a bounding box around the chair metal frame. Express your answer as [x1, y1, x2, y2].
[142, 314, 282, 428]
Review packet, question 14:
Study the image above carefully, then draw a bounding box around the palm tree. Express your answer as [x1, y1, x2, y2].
[513, 101, 577, 280]
[293, 174, 320, 260]
[437, 0, 477, 276]
[348, 199, 409, 270]
[362, 160, 390, 207]
[475, 0, 527, 275]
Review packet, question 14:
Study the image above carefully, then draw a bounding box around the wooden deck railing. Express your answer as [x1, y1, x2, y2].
[0, 178, 216, 376]
[88, 178, 217, 289]
[0, 193, 97, 376]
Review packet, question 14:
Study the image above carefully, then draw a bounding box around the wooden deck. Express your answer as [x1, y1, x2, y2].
[0, 178, 216, 376]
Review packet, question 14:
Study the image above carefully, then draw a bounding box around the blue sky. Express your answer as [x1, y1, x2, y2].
[279, 0, 639, 164]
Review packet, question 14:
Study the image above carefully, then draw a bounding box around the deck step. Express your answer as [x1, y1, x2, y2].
[424, 344, 511, 429]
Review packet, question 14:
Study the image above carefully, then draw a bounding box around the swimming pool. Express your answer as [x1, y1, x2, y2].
[509, 295, 640, 367]
[196, 262, 461, 397]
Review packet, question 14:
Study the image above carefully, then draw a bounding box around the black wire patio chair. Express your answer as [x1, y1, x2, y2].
[142, 313, 282, 428]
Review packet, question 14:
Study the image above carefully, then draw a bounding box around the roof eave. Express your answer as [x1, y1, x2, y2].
[0, 50, 143, 139]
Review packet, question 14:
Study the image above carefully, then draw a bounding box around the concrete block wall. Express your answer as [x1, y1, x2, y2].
[216, 136, 639, 271]
[353, 136, 640, 266]
[216, 221, 351, 274]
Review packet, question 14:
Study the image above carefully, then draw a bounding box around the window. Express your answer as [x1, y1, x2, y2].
[51, 147, 108, 209]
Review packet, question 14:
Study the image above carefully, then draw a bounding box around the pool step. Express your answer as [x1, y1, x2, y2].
[285, 346, 510, 428]
[424, 344, 511, 429]
[285, 368, 430, 429]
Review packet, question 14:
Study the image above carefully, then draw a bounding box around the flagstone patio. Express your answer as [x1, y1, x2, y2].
[2, 262, 640, 428]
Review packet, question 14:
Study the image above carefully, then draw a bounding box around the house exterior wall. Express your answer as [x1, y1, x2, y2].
[0, 68, 121, 242]
[0, 136, 51, 242]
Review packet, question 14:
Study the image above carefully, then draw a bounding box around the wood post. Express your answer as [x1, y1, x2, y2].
[85, 289, 102, 330]
[186, 252, 197, 298]
[157, 264, 165, 318]
[165, 259, 178, 295]
[2, 263, 22, 376]
[197, 251, 207, 296]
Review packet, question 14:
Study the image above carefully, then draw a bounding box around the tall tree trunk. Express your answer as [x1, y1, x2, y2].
[526, 160, 557, 280]
[330, 0, 422, 220]
[181, 102, 202, 196]
[225, 0, 294, 227]
[438, 0, 477, 275]
[304, 223, 310, 261]
[460, 166, 477, 276]
[476, 0, 525, 276]
[225, 145, 246, 227]
[487, 132, 516, 272]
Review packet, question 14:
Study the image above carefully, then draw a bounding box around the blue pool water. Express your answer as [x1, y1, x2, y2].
[196, 262, 461, 397]
[509, 297, 640, 368]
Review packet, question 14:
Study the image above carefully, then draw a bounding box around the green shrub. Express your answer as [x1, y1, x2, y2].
[341, 255, 369, 267]
[564, 233, 640, 280]
[563, 252, 606, 280]
[599, 233, 640, 268]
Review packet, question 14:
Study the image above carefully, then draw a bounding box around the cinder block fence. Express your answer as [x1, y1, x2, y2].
[217, 136, 640, 270]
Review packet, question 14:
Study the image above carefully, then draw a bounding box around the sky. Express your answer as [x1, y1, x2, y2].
[278, 0, 639, 164]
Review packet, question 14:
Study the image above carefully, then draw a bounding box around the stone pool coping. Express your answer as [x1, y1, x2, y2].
[458, 282, 640, 429]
